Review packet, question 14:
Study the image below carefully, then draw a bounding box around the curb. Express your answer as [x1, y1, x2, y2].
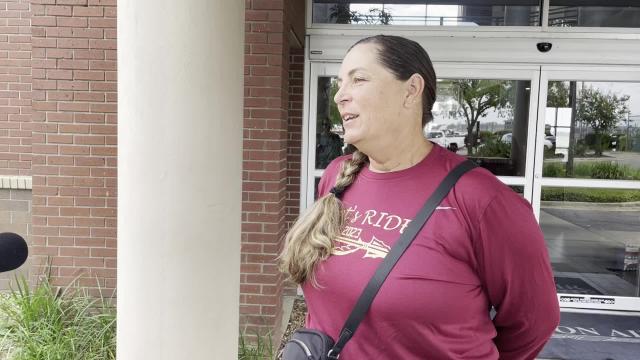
[541, 200, 640, 210]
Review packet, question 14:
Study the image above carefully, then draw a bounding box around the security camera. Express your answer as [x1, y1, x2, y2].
[537, 42, 552, 53]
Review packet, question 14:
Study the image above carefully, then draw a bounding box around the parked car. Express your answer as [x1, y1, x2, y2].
[501, 133, 553, 149]
[426, 131, 465, 152]
[545, 135, 556, 147]
[500, 133, 512, 144]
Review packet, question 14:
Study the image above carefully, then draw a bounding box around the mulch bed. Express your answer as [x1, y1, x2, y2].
[275, 296, 307, 359]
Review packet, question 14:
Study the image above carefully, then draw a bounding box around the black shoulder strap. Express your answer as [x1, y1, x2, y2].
[327, 160, 477, 359]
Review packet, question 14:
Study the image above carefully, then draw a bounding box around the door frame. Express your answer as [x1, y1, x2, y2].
[533, 65, 640, 311]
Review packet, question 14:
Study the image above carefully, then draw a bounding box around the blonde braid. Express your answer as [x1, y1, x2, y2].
[334, 150, 368, 193]
[279, 151, 369, 286]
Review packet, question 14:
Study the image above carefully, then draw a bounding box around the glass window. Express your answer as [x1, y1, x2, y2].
[315, 77, 345, 170]
[312, 1, 542, 27]
[540, 186, 640, 297]
[543, 81, 640, 180]
[509, 185, 526, 197]
[549, 1, 640, 28]
[432, 78, 531, 176]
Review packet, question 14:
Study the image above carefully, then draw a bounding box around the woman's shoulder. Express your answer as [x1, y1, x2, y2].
[317, 154, 353, 197]
[328, 153, 353, 168]
[437, 150, 524, 211]
[324, 154, 352, 178]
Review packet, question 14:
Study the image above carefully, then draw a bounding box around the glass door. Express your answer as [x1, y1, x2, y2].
[533, 66, 640, 310]
[303, 62, 542, 208]
[302, 62, 342, 210]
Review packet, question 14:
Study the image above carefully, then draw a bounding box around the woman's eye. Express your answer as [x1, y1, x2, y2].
[353, 77, 365, 83]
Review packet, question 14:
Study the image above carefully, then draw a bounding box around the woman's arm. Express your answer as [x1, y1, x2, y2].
[474, 190, 560, 360]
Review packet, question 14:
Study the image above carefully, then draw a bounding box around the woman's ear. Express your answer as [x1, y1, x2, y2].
[404, 73, 425, 107]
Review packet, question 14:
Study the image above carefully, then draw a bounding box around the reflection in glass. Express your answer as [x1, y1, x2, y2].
[549, 1, 640, 28]
[316, 77, 345, 169]
[543, 81, 640, 180]
[509, 185, 525, 197]
[431, 79, 531, 176]
[540, 187, 640, 297]
[312, 1, 541, 26]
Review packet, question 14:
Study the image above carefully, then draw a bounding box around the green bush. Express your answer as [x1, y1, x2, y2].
[585, 162, 625, 179]
[475, 139, 511, 158]
[583, 133, 611, 153]
[543, 162, 566, 177]
[617, 135, 639, 152]
[542, 188, 640, 203]
[543, 147, 558, 159]
[543, 161, 640, 180]
[618, 135, 629, 151]
[574, 141, 588, 157]
[0, 273, 116, 360]
[478, 131, 495, 143]
[575, 162, 640, 180]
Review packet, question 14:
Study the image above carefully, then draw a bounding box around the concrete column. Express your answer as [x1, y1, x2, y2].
[117, 1, 244, 359]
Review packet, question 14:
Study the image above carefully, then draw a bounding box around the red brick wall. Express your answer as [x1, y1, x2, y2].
[241, 0, 289, 335]
[0, 0, 32, 176]
[280, 47, 303, 301]
[30, 0, 116, 294]
[241, 0, 307, 339]
[286, 48, 303, 230]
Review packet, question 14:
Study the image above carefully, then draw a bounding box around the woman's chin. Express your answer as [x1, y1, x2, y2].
[342, 132, 361, 147]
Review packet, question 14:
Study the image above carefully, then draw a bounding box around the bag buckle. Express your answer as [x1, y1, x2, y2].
[327, 349, 340, 359]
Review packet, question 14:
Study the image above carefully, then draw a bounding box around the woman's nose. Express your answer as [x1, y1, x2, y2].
[334, 85, 350, 105]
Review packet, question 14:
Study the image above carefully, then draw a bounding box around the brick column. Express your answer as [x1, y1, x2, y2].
[30, 0, 116, 294]
[241, 0, 307, 340]
[242, 0, 288, 336]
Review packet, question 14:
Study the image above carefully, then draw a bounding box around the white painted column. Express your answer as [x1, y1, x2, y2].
[117, 1, 243, 359]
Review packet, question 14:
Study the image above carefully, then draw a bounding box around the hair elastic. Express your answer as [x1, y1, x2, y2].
[329, 187, 345, 199]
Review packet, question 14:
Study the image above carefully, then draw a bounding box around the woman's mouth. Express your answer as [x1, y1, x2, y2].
[342, 114, 359, 122]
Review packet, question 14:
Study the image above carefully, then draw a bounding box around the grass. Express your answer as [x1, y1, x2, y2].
[238, 330, 274, 360]
[0, 269, 278, 360]
[0, 272, 116, 360]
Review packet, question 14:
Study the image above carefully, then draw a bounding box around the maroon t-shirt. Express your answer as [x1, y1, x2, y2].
[302, 144, 559, 359]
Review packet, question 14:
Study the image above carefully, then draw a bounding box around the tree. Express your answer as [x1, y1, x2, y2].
[452, 79, 510, 155]
[329, 4, 351, 24]
[330, 5, 392, 25]
[547, 81, 570, 108]
[577, 86, 630, 156]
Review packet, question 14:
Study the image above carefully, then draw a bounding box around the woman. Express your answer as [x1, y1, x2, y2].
[280, 35, 559, 359]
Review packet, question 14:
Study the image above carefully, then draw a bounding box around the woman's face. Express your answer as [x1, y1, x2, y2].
[334, 43, 411, 151]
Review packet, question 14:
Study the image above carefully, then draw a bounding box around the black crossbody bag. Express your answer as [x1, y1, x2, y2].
[280, 160, 477, 360]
